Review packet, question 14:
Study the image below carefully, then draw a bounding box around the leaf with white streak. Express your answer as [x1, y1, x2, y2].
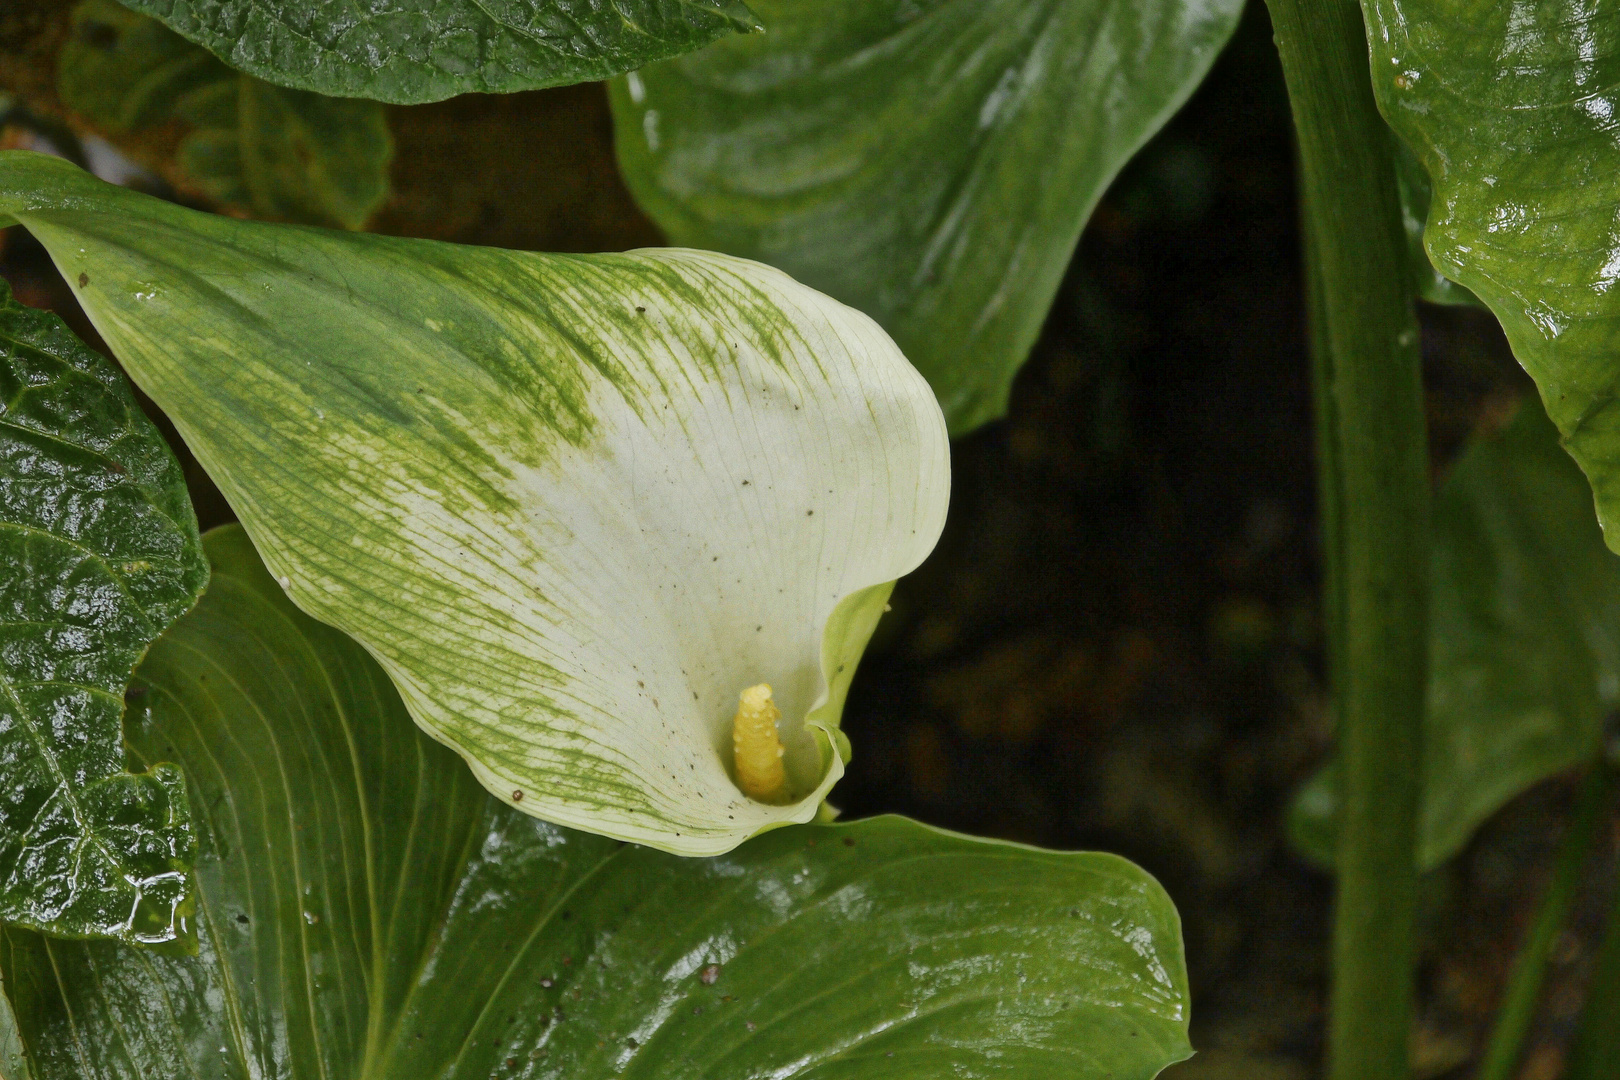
[0, 150, 950, 856]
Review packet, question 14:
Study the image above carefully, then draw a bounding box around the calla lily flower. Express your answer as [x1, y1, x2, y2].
[0, 152, 950, 855]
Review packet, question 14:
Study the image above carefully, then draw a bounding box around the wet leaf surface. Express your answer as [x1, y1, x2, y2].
[0, 276, 204, 942]
[1392, 137, 1478, 309]
[1364, 0, 1620, 552]
[121, 0, 761, 105]
[609, 0, 1245, 434]
[1, 526, 1193, 1080]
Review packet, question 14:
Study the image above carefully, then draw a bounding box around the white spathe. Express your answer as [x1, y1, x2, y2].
[320, 254, 948, 851]
[0, 151, 950, 855]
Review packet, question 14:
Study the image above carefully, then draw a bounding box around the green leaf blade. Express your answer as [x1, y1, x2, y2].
[119, 0, 761, 105]
[0, 277, 206, 943]
[609, 0, 1244, 434]
[0, 968, 30, 1080]
[1392, 135, 1479, 308]
[59, 1, 393, 230]
[1291, 398, 1617, 869]
[3, 525, 1191, 1079]
[1363, 0, 1620, 550]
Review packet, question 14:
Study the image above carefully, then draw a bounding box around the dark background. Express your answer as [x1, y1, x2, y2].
[2, 3, 1611, 1076]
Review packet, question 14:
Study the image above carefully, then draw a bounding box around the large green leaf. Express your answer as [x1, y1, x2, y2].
[58, 0, 392, 230]
[0, 151, 951, 856]
[0, 525, 1193, 1080]
[0, 277, 205, 941]
[1363, 0, 1620, 551]
[607, 0, 1244, 434]
[119, 0, 761, 105]
[1291, 398, 1618, 869]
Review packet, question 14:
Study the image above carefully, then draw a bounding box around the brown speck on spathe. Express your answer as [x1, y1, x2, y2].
[77, 272, 89, 288]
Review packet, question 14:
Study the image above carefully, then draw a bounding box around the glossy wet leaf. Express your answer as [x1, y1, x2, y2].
[0, 525, 1192, 1080]
[0, 151, 950, 856]
[1392, 136, 1478, 309]
[57, 0, 391, 229]
[0, 276, 205, 941]
[1364, 0, 1620, 550]
[120, 0, 760, 105]
[608, 0, 1244, 434]
[1291, 399, 1618, 868]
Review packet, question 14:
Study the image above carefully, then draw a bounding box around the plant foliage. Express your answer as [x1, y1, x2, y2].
[58, 0, 391, 229]
[1365, 0, 1620, 553]
[608, 0, 1245, 434]
[120, 0, 762, 105]
[0, 277, 205, 943]
[0, 526, 1194, 1080]
[1292, 398, 1619, 868]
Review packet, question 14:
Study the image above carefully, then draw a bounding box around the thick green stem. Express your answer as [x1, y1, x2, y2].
[1305, 188, 1346, 795]
[1568, 763, 1620, 1080]
[1477, 764, 1613, 1080]
[1264, 3, 1431, 1080]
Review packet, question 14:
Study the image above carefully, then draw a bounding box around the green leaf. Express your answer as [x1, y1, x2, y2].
[1391, 135, 1479, 309]
[0, 276, 206, 942]
[607, 0, 1244, 435]
[1290, 398, 1617, 869]
[119, 0, 762, 105]
[58, 0, 392, 230]
[1363, 0, 1620, 552]
[0, 151, 951, 856]
[0, 970, 31, 1080]
[1, 524, 1193, 1080]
